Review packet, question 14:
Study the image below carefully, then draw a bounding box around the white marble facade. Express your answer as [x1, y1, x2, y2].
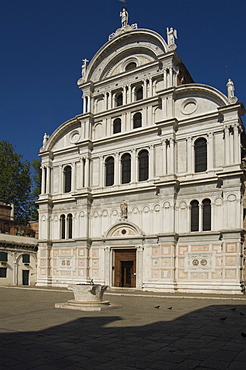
[37, 12, 245, 294]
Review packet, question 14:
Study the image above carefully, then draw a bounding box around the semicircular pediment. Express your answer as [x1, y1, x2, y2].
[85, 29, 167, 83]
[105, 221, 144, 238]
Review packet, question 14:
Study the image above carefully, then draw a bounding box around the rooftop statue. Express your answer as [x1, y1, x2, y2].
[226, 78, 238, 104]
[81, 58, 89, 78]
[167, 27, 177, 50]
[120, 7, 128, 27]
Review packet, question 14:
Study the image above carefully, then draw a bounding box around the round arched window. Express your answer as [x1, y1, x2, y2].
[125, 62, 137, 72]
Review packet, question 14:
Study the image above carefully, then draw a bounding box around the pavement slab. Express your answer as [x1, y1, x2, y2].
[1, 286, 246, 369]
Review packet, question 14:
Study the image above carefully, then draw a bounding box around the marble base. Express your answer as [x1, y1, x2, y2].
[55, 300, 120, 311]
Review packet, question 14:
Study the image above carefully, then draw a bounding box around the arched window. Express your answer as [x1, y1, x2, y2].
[194, 138, 207, 172]
[125, 62, 137, 72]
[22, 254, 30, 263]
[202, 199, 211, 231]
[136, 86, 143, 101]
[121, 153, 131, 184]
[133, 112, 142, 129]
[190, 200, 199, 232]
[60, 214, 66, 239]
[138, 150, 149, 181]
[67, 214, 73, 239]
[113, 118, 121, 134]
[64, 166, 72, 193]
[105, 156, 114, 186]
[116, 92, 123, 107]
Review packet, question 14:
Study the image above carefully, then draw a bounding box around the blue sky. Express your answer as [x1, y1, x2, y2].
[0, 0, 245, 163]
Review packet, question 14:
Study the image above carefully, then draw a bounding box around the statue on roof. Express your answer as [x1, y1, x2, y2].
[42, 133, 49, 147]
[226, 79, 238, 104]
[167, 27, 177, 50]
[81, 58, 89, 78]
[120, 7, 128, 27]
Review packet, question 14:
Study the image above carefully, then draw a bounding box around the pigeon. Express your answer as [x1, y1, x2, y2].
[167, 307, 172, 310]
[230, 308, 237, 311]
[240, 312, 245, 316]
[219, 317, 227, 321]
[241, 332, 246, 337]
[154, 305, 160, 309]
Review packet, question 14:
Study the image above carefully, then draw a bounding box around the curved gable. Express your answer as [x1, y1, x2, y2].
[85, 29, 167, 83]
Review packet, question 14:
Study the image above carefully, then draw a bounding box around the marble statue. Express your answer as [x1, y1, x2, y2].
[226, 79, 238, 103]
[43, 133, 49, 147]
[120, 199, 128, 219]
[167, 27, 177, 46]
[120, 7, 128, 27]
[81, 58, 89, 78]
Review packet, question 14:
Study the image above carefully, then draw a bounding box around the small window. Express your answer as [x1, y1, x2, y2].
[105, 157, 114, 186]
[61, 214, 66, 239]
[0, 252, 8, 262]
[136, 86, 143, 101]
[67, 214, 73, 239]
[121, 153, 131, 184]
[194, 138, 207, 172]
[116, 92, 123, 107]
[113, 118, 121, 134]
[0, 268, 7, 278]
[22, 254, 30, 264]
[138, 150, 149, 181]
[125, 62, 137, 72]
[202, 199, 211, 231]
[191, 200, 199, 232]
[133, 112, 142, 129]
[64, 166, 72, 193]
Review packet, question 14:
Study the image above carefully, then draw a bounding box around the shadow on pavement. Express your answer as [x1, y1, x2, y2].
[1, 302, 246, 369]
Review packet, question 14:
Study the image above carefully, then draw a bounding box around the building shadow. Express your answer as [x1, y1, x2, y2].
[1, 304, 246, 369]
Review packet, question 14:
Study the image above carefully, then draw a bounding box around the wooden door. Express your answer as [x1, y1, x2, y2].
[114, 249, 136, 288]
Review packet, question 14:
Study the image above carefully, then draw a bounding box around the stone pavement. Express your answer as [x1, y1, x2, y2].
[1, 286, 246, 369]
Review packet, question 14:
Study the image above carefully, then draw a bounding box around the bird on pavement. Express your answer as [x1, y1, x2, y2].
[167, 307, 172, 310]
[154, 305, 160, 309]
[241, 332, 246, 337]
[219, 317, 227, 321]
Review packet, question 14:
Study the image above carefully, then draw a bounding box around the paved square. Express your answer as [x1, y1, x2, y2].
[1, 287, 246, 369]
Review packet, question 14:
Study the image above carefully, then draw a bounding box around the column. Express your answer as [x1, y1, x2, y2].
[162, 140, 167, 176]
[199, 202, 203, 232]
[59, 165, 63, 193]
[84, 157, 90, 187]
[234, 124, 241, 164]
[83, 96, 87, 113]
[143, 80, 147, 99]
[71, 162, 76, 192]
[207, 132, 214, 171]
[131, 149, 137, 183]
[187, 137, 192, 173]
[46, 166, 51, 194]
[104, 93, 108, 111]
[41, 166, 46, 194]
[224, 126, 230, 165]
[149, 78, 153, 97]
[108, 92, 112, 110]
[149, 145, 154, 179]
[99, 156, 104, 187]
[115, 152, 120, 185]
[123, 86, 127, 105]
[169, 138, 175, 174]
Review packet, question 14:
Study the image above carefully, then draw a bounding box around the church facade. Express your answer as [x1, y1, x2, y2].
[37, 9, 246, 294]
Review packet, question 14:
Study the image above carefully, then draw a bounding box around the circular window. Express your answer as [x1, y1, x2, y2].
[181, 99, 197, 115]
[121, 229, 127, 235]
[70, 130, 80, 144]
[201, 259, 207, 266]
